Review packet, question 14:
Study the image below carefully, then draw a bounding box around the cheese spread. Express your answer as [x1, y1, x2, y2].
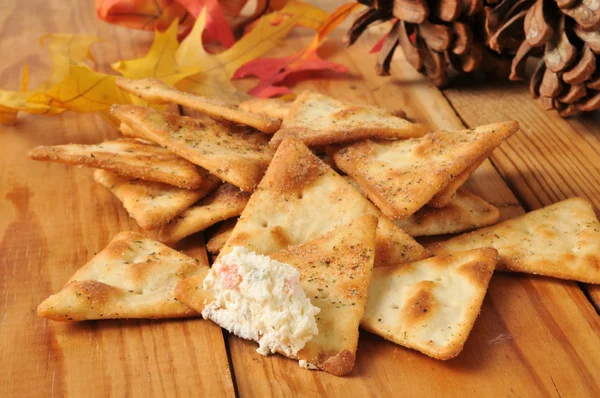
[202, 246, 320, 357]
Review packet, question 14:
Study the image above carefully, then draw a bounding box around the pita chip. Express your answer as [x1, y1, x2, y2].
[362, 248, 498, 360]
[332, 121, 519, 220]
[177, 215, 378, 376]
[157, 184, 250, 244]
[427, 152, 490, 208]
[272, 215, 378, 376]
[220, 137, 429, 267]
[207, 218, 237, 255]
[344, 177, 500, 237]
[396, 190, 500, 237]
[269, 91, 430, 149]
[116, 77, 280, 133]
[239, 97, 292, 120]
[95, 170, 220, 230]
[112, 104, 273, 192]
[428, 197, 600, 284]
[29, 138, 209, 189]
[37, 231, 206, 321]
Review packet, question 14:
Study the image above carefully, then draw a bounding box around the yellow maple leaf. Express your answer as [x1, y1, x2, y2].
[37, 34, 103, 91]
[28, 66, 132, 113]
[110, 21, 189, 85]
[0, 34, 105, 124]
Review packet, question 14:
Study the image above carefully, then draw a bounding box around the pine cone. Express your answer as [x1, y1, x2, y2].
[348, 0, 600, 117]
[487, 0, 600, 116]
[347, 0, 502, 86]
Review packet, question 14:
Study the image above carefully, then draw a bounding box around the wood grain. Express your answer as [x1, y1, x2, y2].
[1, 0, 599, 396]
[0, 1, 234, 397]
[209, 24, 600, 397]
[443, 77, 600, 309]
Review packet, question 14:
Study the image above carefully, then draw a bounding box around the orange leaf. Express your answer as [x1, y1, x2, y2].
[233, 2, 362, 98]
[95, 0, 194, 32]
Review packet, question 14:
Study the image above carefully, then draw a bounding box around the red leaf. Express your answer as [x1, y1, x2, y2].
[95, 0, 234, 47]
[233, 50, 349, 97]
[233, 2, 363, 97]
[176, 0, 235, 48]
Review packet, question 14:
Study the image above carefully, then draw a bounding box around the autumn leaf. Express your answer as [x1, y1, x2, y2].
[0, 34, 106, 124]
[176, 0, 235, 48]
[95, 0, 194, 33]
[28, 66, 133, 113]
[174, 0, 328, 100]
[233, 2, 363, 98]
[0, 1, 331, 124]
[111, 20, 186, 84]
[36, 34, 103, 91]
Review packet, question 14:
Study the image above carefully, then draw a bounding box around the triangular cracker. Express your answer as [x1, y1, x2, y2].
[239, 97, 292, 120]
[428, 197, 600, 284]
[176, 216, 378, 376]
[112, 104, 273, 192]
[269, 91, 430, 149]
[220, 137, 429, 267]
[427, 152, 490, 208]
[157, 184, 250, 244]
[116, 77, 280, 133]
[344, 177, 500, 237]
[361, 248, 498, 360]
[37, 231, 206, 321]
[332, 121, 519, 220]
[270, 215, 378, 376]
[396, 190, 500, 237]
[206, 218, 237, 255]
[95, 170, 220, 230]
[29, 138, 209, 189]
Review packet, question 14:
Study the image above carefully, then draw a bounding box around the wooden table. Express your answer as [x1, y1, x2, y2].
[1, 1, 599, 396]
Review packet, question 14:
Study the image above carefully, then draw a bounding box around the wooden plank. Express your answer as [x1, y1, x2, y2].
[216, 25, 600, 397]
[0, 1, 235, 396]
[443, 77, 600, 309]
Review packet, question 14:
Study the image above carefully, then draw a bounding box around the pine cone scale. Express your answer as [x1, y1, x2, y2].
[349, 0, 600, 116]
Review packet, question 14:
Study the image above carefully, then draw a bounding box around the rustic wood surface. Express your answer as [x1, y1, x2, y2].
[1, 1, 599, 397]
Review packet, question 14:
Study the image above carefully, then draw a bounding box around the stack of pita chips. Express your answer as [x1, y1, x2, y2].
[35, 79, 600, 377]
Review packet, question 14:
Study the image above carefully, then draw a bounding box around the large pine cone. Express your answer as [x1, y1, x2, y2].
[348, 0, 600, 117]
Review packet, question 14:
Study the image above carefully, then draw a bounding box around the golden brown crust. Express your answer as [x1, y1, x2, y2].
[270, 91, 430, 148]
[157, 184, 250, 244]
[395, 190, 500, 237]
[361, 248, 498, 360]
[116, 77, 281, 133]
[321, 350, 355, 377]
[428, 197, 600, 284]
[332, 122, 519, 220]
[28, 138, 209, 189]
[206, 218, 237, 254]
[238, 97, 292, 121]
[427, 152, 491, 208]
[173, 269, 212, 313]
[269, 215, 378, 376]
[401, 281, 437, 325]
[94, 170, 220, 230]
[111, 104, 273, 192]
[38, 231, 206, 321]
[220, 137, 429, 267]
